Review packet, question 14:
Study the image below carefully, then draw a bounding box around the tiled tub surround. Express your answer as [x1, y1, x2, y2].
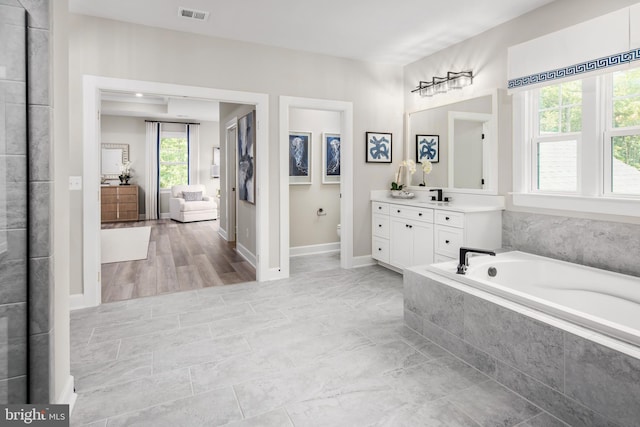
[503, 211, 640, 278]
[70, 261, 567, 426]
[404, 265, 640, 427]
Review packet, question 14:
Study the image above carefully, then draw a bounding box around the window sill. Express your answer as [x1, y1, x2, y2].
[511, 192, 640, 217]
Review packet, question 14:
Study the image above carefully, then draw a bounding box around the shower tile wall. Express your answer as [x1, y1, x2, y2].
[503, 211, 640, 278]
[0, 0, 53, 403]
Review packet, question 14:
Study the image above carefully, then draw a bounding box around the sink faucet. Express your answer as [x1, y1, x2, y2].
[429, 188, 443, 201]
[457, 247, 496, 274]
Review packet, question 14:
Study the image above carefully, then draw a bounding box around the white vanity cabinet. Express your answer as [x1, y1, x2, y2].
[372, 199, 502, 270]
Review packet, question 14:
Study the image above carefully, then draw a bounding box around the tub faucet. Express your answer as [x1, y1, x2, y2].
[457, 247, 496, 274]
[430, 188, 443, 201]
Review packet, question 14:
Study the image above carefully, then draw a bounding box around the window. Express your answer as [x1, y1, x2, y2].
[514, 66, 640, 216]
[159, 133, 189, 189]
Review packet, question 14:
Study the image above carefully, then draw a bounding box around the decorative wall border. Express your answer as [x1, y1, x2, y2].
[508, 48, 640, 89]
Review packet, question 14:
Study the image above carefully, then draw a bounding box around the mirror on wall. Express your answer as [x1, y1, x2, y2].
[406, 90, 498, 193]
[101, 143, 129, 179]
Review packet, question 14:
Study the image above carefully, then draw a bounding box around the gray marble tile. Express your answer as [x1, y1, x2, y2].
[404, 271, 464, 337]
[0, 21, 25, 82]
[29, 331, 51, 403]
[0, 375, 27, 403]
[152, 335, 250, 373]
[207, 311, 289, 339]
[383, 355, 489, 402]
[71, 306, 151, 330]
[374, 399, 481, 427]
[565, 333, 640, 427]
[20, 0, 49, 29]
[242, 319, 330, 351]
[422, 319, 497, 377]
[73, 353, 152, 392]
[178, 302, 255, 327]
[495, 360, 618, 427]
[4, 229, 27, 261]
[71, 369, 192, 425]
[89, 315, 179, 343]
[27, 105, 50, 179]
[359, 323, 448, 360]
[106, 387, 242, 427]
[0, 259, 27, 304]
[447, 380, 541, 427]
[519, 412, 570, 427]
[223, 408, 293, 427]
[28, 256, 52, 334]
[0, 303, 27, 378]
[117, 324, 211, 359]
[28, 181, 52, 258]
[403, 308, 423, 334]
[4, 185, 27, 229]
[71, 340, 120, 367]
[0, 4, 24, 25]
[6, 103, 27, 155]
[463, 294, 564, 389]
[249, 293, 318, 312]
[149, 293, 226, 317]
[70, 325, 94, 348]
[26, 29, 49, 105]
[4, 155, 26, 184]
[280, 300, 354, 322]
[0, 80, 26, 104]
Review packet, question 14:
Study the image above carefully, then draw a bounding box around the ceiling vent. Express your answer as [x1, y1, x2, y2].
[178, 7, 209, 21]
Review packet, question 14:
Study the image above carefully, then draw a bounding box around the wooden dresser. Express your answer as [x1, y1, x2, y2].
[101, 185, 139, 222]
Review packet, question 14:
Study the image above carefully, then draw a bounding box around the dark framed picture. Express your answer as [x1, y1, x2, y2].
[416, 134, 439, 163]
[366, 132, 392, 163]
[289, 131, 312, 184]
[322, 133, 340, 184]
[238, 111, 256, 204]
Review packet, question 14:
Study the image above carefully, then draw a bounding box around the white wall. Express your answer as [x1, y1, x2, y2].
[100, 116, 146, 214]
[403, 0, 640, 224]
[198, 121, 220, 201]
[66, 14, 403, 293]
[289, 108, 341, 248]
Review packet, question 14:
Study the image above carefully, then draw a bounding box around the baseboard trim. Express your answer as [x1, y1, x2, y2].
[351, 255, 376, 268]
[236, 243, 256, 267]
[262, 267, 287, 282]
[69, 294, 89, 310]
[218, 227, 229, 241]
[374, 260, 403, 274]
[290, 242, 340, 257]
[57, 375, 77, 412]
[159, 213, 170, 219]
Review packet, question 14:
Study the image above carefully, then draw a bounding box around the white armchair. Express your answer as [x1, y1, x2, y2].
[169, 184, 218, 222]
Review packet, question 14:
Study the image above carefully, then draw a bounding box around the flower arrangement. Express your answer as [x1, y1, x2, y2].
[119, 161, 132, 184]
[390, 159, 415, 190]
[418, 160, 433, 186]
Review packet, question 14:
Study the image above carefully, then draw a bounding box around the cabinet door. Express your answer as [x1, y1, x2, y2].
[411, 221, 434, 266]
[390, 218, 412, 270]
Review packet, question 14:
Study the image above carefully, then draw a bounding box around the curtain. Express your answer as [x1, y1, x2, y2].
[187, 124, 200, 185]
[145, 121, 159, 220]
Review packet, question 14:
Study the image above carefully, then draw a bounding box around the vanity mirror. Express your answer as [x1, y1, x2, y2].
[406, 89, 499, 194]
[101, 143, 129, 179]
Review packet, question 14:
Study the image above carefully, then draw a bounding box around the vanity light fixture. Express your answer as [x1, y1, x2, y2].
[412, 71, 473, 97]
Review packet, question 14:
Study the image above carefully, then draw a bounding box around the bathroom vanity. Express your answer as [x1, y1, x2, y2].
[371, 194, 503, 271]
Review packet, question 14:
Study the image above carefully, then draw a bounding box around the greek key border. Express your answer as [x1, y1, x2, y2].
[508, 48, 640, 89]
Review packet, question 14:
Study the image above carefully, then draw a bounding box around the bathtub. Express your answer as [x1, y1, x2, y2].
[427, 250, 640, 347]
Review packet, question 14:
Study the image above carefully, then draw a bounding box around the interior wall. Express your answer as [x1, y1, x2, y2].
[198, 121, 220, 201]
[289, 108, 341, 248]
[403, 0, 640, 225]
[67, 13, 403, 293]
[219, 103, 256, 258]
[100, 116, 146, 215]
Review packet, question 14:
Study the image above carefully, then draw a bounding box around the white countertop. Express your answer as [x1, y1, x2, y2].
[371, 192, 505, 213]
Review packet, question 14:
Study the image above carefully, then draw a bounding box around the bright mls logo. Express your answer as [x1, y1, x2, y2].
[2, 405, 69, 426]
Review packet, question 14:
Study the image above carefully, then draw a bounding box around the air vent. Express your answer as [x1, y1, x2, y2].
[178, 7, 209, 21]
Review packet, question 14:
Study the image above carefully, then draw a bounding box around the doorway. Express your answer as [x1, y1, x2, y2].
[225, 120, 238, 243]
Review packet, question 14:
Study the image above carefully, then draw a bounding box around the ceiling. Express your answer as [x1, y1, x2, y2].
[69, 0, 556, 66]
[101, 91, 220, 122]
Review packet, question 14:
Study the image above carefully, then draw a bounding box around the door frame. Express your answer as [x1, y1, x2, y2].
[279, 96, 354, 275]
[81, 75, 270, 308]
[223, 118, 238, 242]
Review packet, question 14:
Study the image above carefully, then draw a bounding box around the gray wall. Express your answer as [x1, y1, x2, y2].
[0, 0, 54, 403]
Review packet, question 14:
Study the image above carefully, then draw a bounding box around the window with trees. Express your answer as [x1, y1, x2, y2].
[159, 133, 189, 189]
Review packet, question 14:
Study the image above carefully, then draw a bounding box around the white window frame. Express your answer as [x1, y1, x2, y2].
[512, 71, 640, 217]
[159, 130, 189, 191]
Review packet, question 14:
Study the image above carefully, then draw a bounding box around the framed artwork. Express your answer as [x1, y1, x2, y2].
[322, 133, 340, 184]
[366, 132, 392, 163]
[238, 110, 256, 204]
[416, 134, 439, 163]
[289, 131, 312, 184]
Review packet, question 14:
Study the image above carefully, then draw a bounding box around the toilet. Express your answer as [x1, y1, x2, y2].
[337, 224, 341, 239]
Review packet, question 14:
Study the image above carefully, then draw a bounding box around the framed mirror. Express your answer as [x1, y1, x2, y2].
[406, 89, 499, 194]
[101, 143, 129, 179]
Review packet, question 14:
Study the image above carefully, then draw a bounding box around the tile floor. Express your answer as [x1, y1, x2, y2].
[70, 253, 568, 426]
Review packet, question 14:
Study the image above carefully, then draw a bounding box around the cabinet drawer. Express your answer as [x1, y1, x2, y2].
[118, 194, 138, 203]
[434, 225, 464, 258]
[372, 214, 390, 239]
[434, 253, 456, 263]
[117, 186, 138, 195]
[372, 202, 389, 215]
[390, 205, 433, 223]
[372, 237, 389, 264]
[434, 210, 464, 228]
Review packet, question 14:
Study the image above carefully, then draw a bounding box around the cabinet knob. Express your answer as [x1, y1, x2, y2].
[378, 248, 382, 251]
[445, 216, 450, 220]
[378, 206, 382, 210]
[418, 213, 423, 216]
[397, 210, 401, 213]
[445, 240, 450, 244]
[378, 224, 382, 228]
[409, 225, 413, 229]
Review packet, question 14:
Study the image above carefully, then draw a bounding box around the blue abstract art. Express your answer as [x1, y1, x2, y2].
[416, 134, 439, 163]
[323, 133, 340, 184]
[238, 111, 255, 204]
[366, 132, 392, 163]
[289, 132, 312, 184]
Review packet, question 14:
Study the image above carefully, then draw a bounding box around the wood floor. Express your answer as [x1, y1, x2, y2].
[101, 219, 255, 303]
